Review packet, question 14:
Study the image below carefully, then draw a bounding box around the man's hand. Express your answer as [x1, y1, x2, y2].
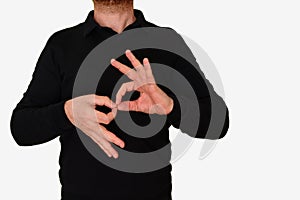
[64, 94, 124, 159]
[111, 50, 174, 115]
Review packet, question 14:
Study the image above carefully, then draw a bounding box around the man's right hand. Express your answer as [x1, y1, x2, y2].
[64, 94, 124, 159]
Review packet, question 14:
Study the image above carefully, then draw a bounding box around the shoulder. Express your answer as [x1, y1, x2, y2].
[143, 19, 182, 39]
[144, 20, 176, 32]
[47, 22, 85, 46]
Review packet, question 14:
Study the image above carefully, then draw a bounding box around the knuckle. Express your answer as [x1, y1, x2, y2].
[106, 117, 113, 124]
[101, 120, 109, 125]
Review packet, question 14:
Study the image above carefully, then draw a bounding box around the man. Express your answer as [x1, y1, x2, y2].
[10, 0, 229, 199]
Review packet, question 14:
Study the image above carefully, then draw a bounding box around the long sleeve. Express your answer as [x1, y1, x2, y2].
[10, 35, 74, 146]
[166, 33, 229, 139]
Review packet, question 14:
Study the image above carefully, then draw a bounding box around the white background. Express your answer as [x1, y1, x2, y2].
[1, 0, 299, 199]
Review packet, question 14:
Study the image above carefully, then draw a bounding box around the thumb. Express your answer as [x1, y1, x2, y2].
[117, 101, 138, 112]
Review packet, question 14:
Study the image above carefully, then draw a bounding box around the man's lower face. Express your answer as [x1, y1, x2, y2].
[94, 0, 133, 6]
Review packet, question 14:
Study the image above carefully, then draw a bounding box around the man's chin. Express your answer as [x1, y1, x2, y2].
[94, 0, 133, 6]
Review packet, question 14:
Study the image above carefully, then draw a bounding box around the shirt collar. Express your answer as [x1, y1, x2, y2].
[83, 9, 147, 37]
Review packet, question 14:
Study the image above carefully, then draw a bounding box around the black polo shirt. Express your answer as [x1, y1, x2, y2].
[11, 9, 229, 200]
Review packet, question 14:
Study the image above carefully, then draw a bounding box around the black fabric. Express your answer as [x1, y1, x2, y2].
[10, 9, 229, 199]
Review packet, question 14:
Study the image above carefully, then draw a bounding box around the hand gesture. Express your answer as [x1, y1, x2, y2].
[111, 50, 174, 115]
[64, 95, 125, 158]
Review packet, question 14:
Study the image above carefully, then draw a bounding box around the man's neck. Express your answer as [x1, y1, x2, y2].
[93, 4, 136, 34]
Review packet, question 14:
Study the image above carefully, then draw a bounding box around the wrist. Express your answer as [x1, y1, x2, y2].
[64, 100, 74, 124]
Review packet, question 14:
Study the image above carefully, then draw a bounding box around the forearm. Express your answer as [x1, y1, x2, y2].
[167, 87, 229, 140]
[10, 101, 74, 146]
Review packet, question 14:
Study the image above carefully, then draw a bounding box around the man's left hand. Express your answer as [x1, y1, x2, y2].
[111, 50, 174, 115]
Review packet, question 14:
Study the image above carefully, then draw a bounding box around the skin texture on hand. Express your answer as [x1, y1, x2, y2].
[64, 50, 174, 159]
[111, 50, 174, 115]
[64, 94, 125, 159]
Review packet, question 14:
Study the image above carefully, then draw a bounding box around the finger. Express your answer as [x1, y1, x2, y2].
[111, 59, 136, 80]
[116, 81, 135, 105]
[125, 50, 143, 69]
[94, 95, 116, 108]
[98, 142, 113, 158]
[85, 123, 113, 157]
[111, 107, 118, 118]
[107, 111, 117, 121]
[89, 134, 112, 157]
[95, 111, 113, 124]
[101, 140, 119, 159]
[117, 100, 139, 112]
[143, 58, 156, 83]
[102, 128, 125, 149]
[93, 127, 119, 158]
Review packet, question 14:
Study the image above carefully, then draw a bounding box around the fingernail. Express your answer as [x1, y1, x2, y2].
[125, 49, 131, 54]
[111, 59, 115, 63]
